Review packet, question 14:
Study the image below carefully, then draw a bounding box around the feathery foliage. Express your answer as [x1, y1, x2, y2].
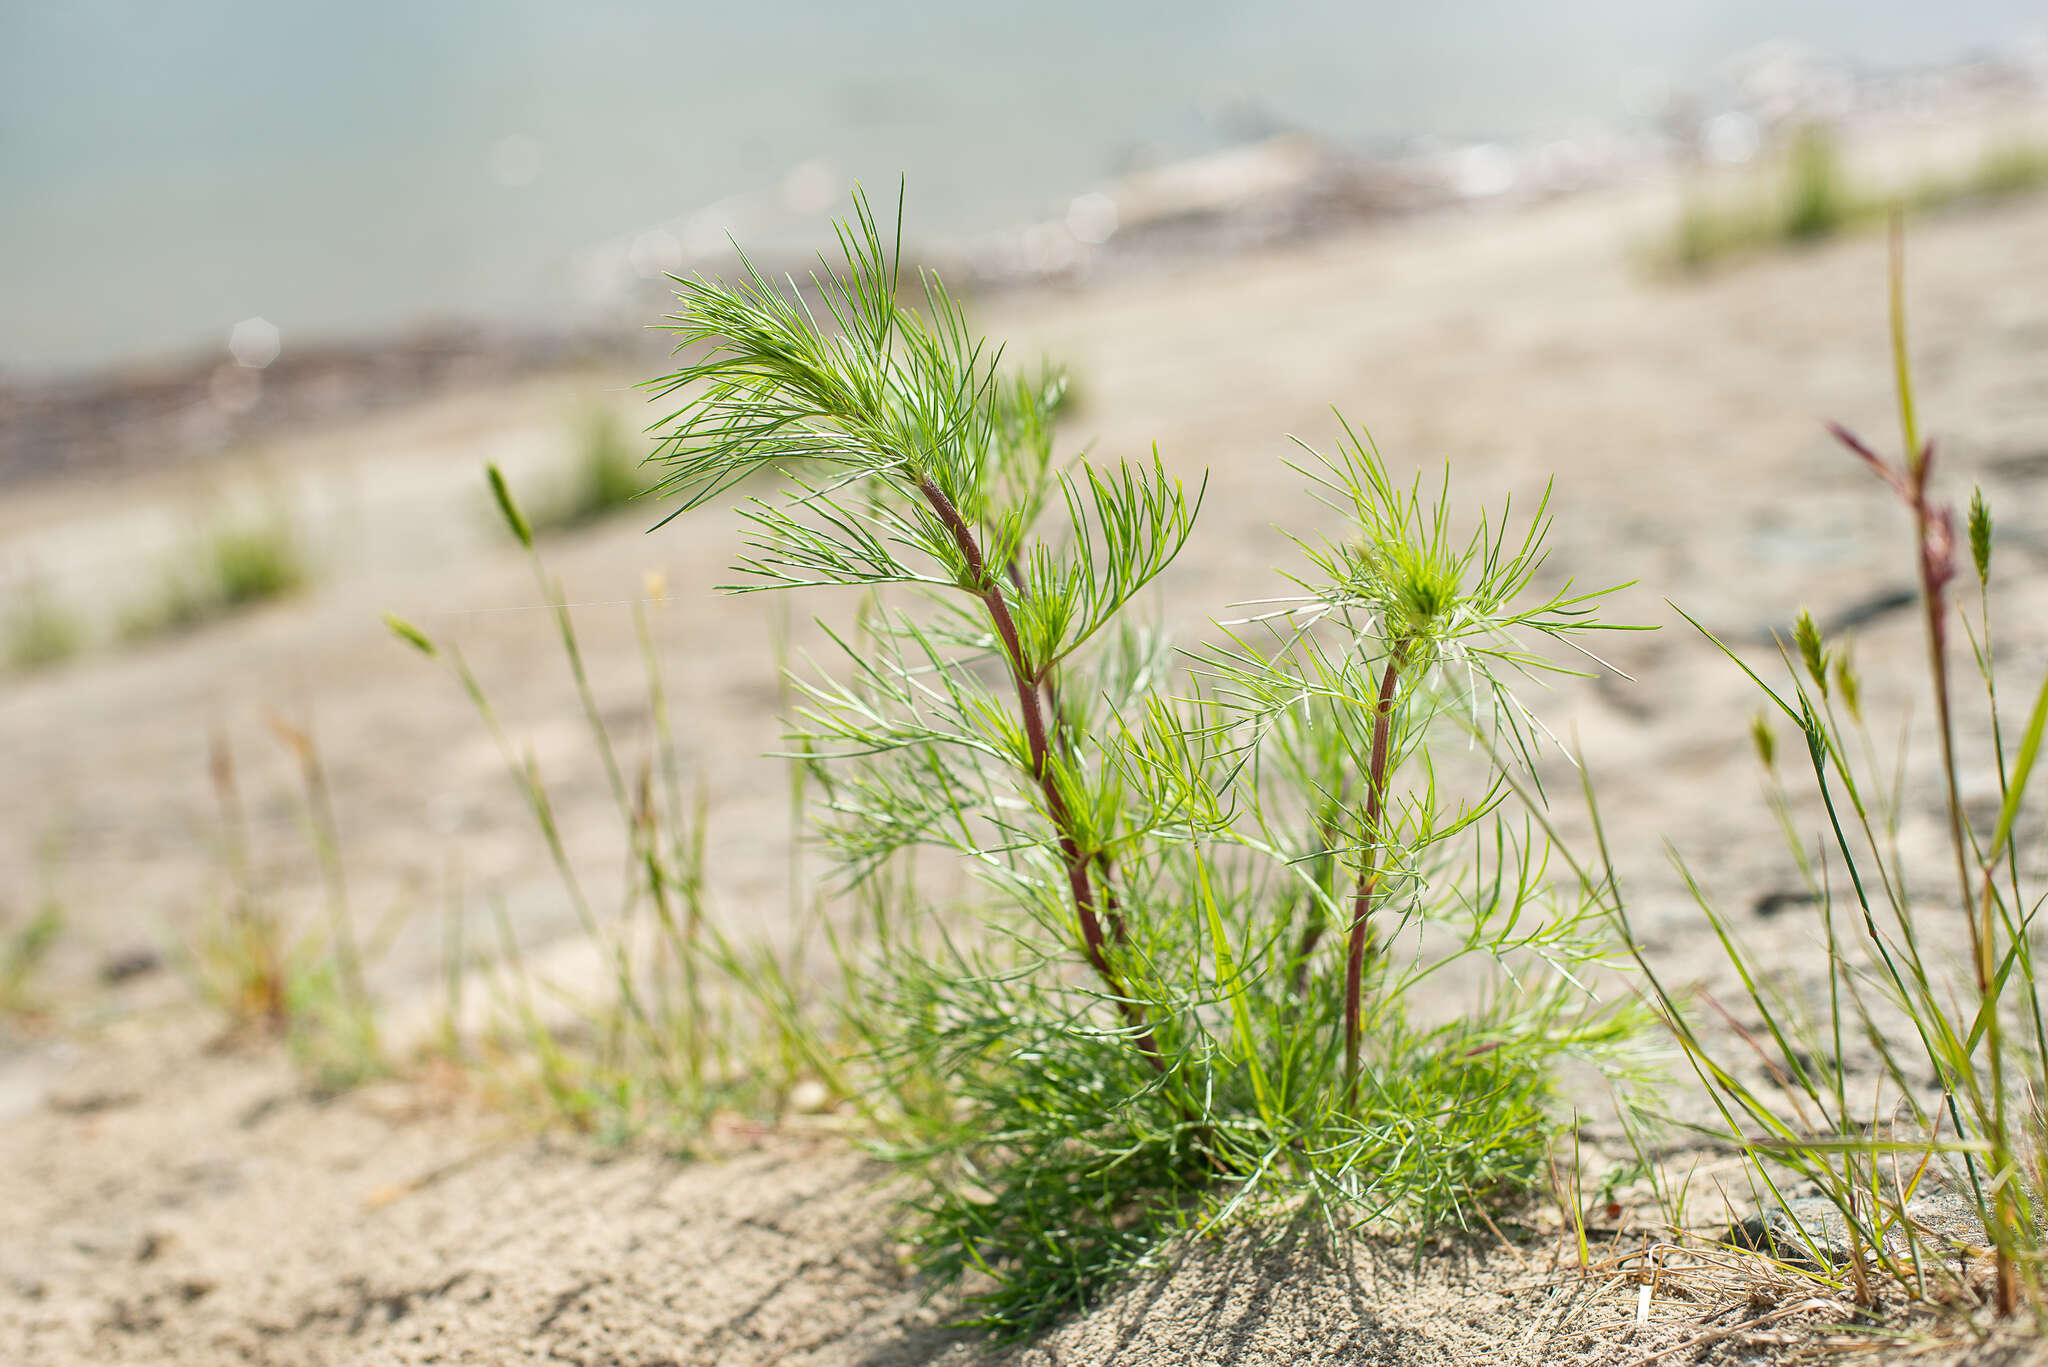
[645, 188, 1650, 1335]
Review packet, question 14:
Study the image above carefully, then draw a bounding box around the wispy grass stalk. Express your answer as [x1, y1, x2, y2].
[182, 726, 385, 1089]
[387, 469, 857, 1142]
[1616, 218, 2048, 1317]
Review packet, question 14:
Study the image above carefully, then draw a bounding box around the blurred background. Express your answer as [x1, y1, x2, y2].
[5, 1, 2046, 378]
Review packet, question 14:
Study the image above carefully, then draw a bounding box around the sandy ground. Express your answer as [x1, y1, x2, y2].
[6, 162, 2048, 1363]
[0, 1017, 1637, 1367]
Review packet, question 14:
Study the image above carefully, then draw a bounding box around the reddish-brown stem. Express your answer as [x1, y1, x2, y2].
[919, 476, 1164, 1070]
[1909, 475, 2014, 1313]
[1344, 638, 1410, 1100]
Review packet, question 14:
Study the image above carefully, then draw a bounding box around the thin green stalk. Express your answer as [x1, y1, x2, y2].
[1890, 216, 1921, 473]
[276, 719, 373, 1034]
[1888, 228, 2015, 1313]
[1969, 576, 2048, 1271]
[486, 468, 653, 1053]
[634, 598, 707, 1087]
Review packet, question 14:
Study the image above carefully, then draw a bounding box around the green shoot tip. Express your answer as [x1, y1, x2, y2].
[487, 465, 533, 548]
[383, 614, 436, 657]
[1970, 486, 1992, 583]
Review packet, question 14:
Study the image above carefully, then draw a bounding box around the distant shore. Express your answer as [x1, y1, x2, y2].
[4, 40, 2043, 492]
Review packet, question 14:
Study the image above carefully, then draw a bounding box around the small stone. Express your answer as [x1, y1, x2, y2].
[1728, 1197, 1856, 1268]
[1727, 1193, 1987, 1268]
[100, 947, 163, 985]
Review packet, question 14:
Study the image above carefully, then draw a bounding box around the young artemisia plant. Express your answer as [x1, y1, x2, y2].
[644, 190, 1198, 1070]
[1200, 419, 1643, 1099]
[644, 188, 1646, 1334]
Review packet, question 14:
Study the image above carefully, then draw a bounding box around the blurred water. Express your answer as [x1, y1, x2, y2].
[1, 0, 2041, 377]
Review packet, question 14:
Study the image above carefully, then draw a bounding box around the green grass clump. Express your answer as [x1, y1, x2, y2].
[388, 468, 836, 1146]
[1907, 137, 2048, 215]
[1672, 123, 1858, 270]
[0, 900, 63, 1019]
[122, 517, 308, 641]
[210, 523, 306, 606]
[520, 407, 651, 536]
[638, 189, 1650, 1334]
[4, 584, 82, 673]
[1620, 228, 2048, 1316]
[181, 725, 382, 1091]
[1671, 125, 2048, 272]
[1780, 123, 1850, 242]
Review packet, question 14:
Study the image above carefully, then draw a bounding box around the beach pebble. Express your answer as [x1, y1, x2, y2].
[99, 947, 162, 985]
[1728, 1192, 1986, 1268]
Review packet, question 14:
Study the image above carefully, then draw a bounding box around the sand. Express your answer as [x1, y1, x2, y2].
[0, 1019, 1741, 1366]
[6, 157, 2048, 1363]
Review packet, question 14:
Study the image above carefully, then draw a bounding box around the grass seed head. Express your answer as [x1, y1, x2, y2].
[1794, 609, 1828, 696]
[1969, 486, 1991, 583]
[1750, 710, 1777, 772]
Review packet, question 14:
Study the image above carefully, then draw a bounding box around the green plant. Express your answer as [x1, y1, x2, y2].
[1908, 137, 2048, 215]
[520, 406, 650, 535]
[1781, 123, 1849, 242]
[0, 899, 62, 1018]
[4, 581, 82, 672]
[1618, 225, 2048, 1314]
[1668, 125, 2048, 273]
[122, 516, 307, 641]
[385, 470, 840, 1145]
[1669, 123, 1857, 270]
[1966, 139, 2048, 201]
[642, 190, 1649, 1333]
[210, 522, 306, 606]
[182, 725, 383, 1090]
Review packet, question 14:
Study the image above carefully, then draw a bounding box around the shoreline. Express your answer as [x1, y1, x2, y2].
[3, 45, 2045, 494]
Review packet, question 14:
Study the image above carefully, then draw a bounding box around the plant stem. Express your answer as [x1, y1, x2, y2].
[1891, 225, 2014, 1313]
[1344, 638, 1411, 1098]
[919, 476, 1165, 1070]
[1977, 578, 2048, 1155]
[281, 722, 372, 1034]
